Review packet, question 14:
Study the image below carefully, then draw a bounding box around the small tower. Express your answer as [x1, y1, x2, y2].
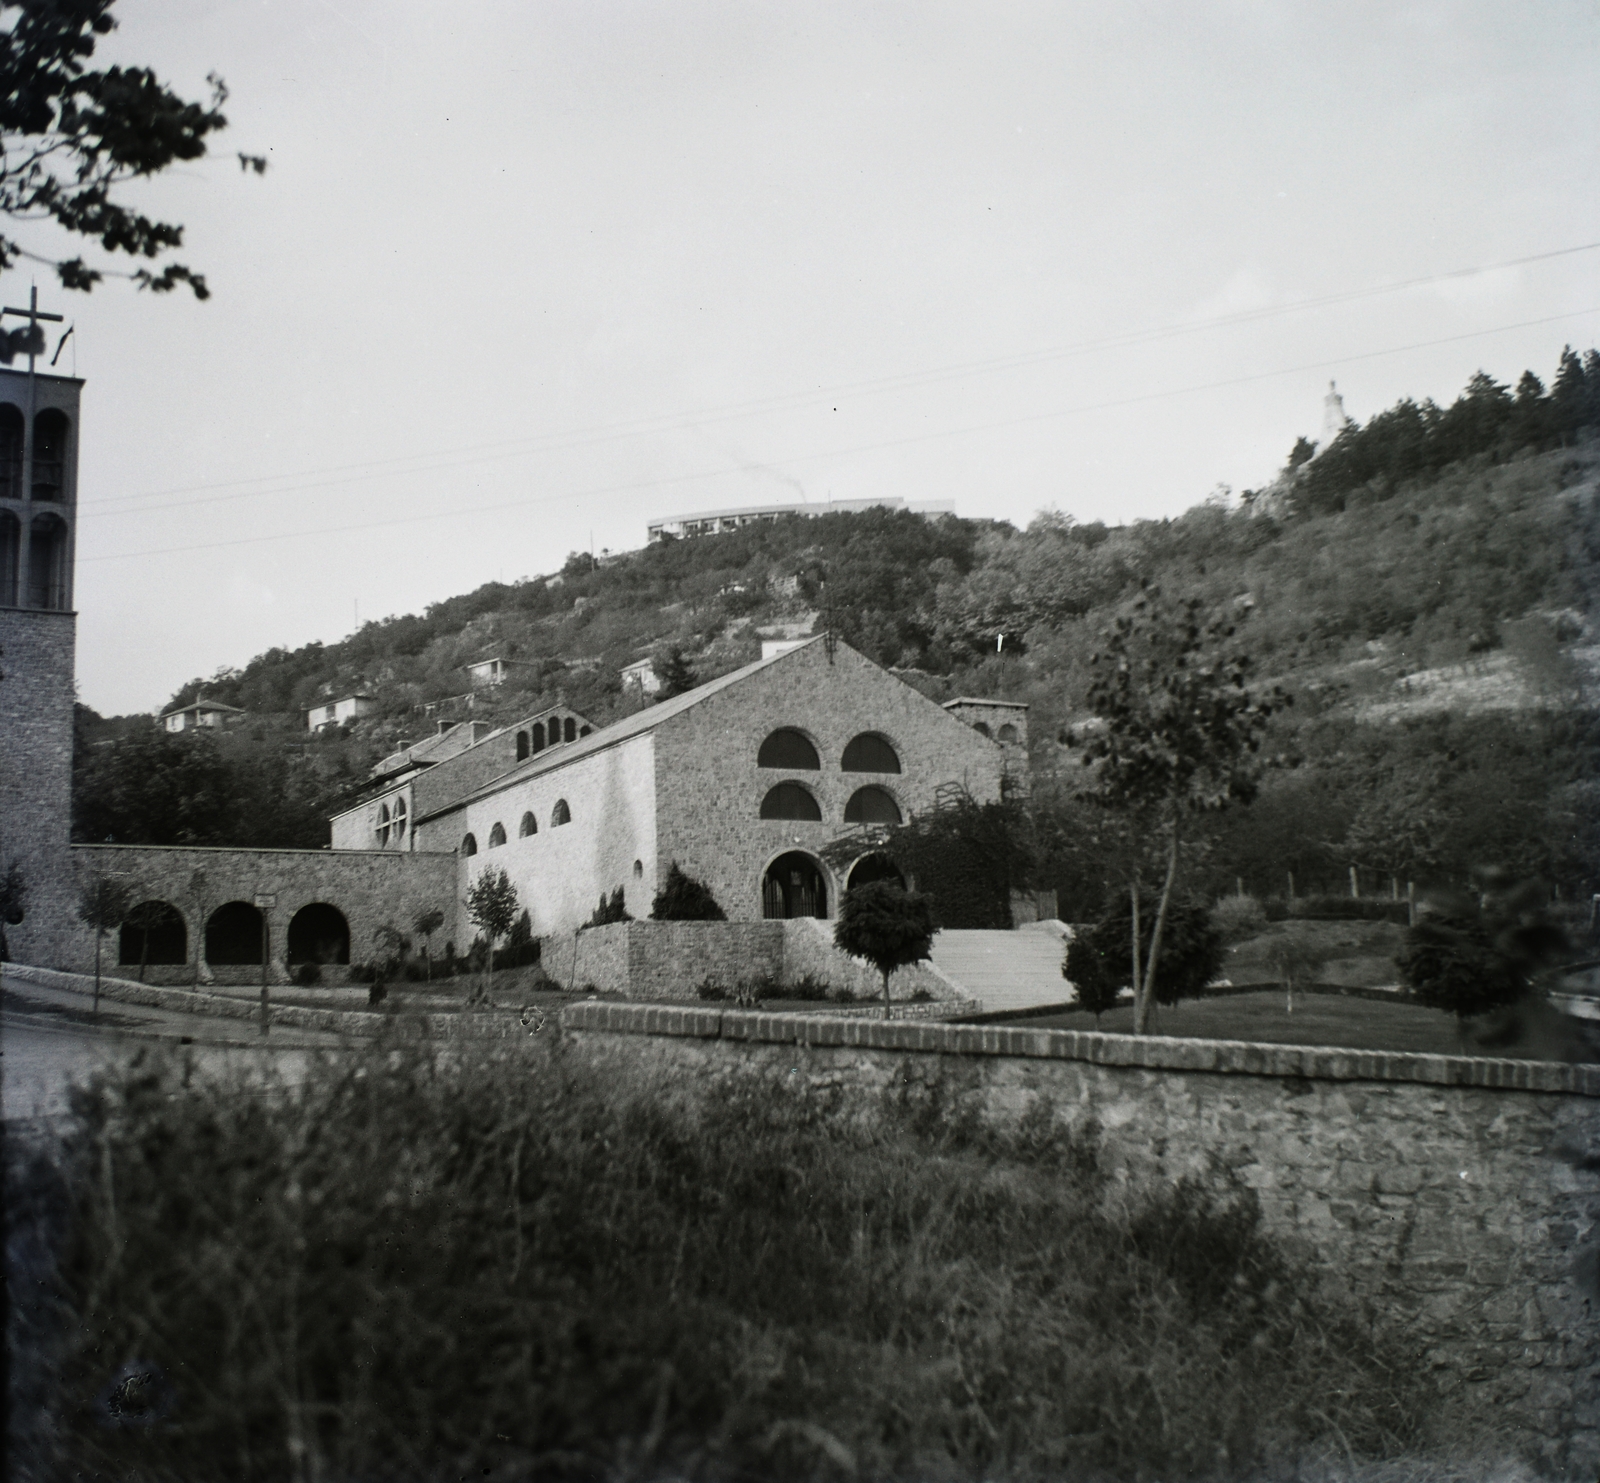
[1321, 380, 1351, 449]
[0, 292, 84, 967]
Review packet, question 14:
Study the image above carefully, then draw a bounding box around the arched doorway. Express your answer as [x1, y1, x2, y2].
[287, 903, 350, 966]
[846, 853, 906, 893]
[118, 901, 187, 968]
[206, 901, 264, 965]
[761, 851, 828, 920]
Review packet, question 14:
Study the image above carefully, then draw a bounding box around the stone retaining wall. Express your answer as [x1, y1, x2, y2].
[561, 1002, 1600, 1476]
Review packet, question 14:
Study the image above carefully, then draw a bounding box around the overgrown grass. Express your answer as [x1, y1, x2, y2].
[9, 1031, 1441, 1482]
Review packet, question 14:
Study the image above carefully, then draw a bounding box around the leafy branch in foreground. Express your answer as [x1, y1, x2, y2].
[0, 0, 267, 301]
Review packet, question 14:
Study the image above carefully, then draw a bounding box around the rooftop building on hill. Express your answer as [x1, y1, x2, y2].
[647, 496, 955, 543]
[161, 697, 245, 733]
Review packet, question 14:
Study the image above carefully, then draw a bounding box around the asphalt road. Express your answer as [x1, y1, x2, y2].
[1, 970, 347, 1125]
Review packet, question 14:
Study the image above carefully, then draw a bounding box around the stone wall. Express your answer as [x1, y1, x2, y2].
[0, 608, 77, 968]
[543, 917, 968, 1004]
[561, 1003, 1600, 1475]
[58, 844, 459, 982]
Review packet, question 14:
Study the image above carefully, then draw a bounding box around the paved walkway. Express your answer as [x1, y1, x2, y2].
[928, 922, 1075, 1015]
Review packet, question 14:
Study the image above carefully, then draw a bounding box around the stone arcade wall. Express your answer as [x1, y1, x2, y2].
[562, 1003, 1600, 1475]
[57, 844, 459, 981]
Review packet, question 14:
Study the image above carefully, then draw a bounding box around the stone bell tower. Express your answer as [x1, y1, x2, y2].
[0, 290, 83, 967]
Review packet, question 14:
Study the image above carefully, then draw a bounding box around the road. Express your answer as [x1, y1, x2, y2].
[1, 969, 348, 1125]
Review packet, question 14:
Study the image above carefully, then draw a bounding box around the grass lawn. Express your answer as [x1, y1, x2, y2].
[1018, 988, 1600, 1063]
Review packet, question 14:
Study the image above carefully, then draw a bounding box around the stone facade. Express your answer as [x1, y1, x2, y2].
[57, 843, 458, 982]
[0, 608, 77, 969]
[564, 1003, 1600, 1476]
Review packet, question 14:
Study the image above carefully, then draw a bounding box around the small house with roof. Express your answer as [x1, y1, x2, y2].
[160, 698, 245, 733]
[304, 693, 377, 731]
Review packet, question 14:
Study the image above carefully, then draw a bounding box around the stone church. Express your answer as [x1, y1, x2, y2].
[0, 355, 1024, 981]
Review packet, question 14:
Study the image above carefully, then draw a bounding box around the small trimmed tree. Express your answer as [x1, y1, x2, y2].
[465, 867, 520, 1004]
[650, 863, 725, 922]
[834, 881, 937, 1021]
[586, 887, 632, 928]
[1062, 934, 1122, 1025]
[77, 872, 136, 1016]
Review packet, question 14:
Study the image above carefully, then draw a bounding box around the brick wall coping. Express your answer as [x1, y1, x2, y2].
[560, 1000, 1600, 1096]
[71, 842, 457, 859]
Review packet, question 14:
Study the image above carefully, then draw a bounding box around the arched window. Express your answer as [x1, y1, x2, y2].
[119, 901, 187, 968]
[516, 730, 530, 761]
[0, 404, 22, 500]
[761, 852, 828, 919]
[519, 811, 537, 837]
[579, 725, 592, 737]
[27, 513, 68, 610]
[461, 833, 478, 855]
[972, 721, 992, 738]
[997, 723, 1019, 744]
[0, 511, 18, 607]
[532, 722, 545, 752]
[632, 858, 643, 879]
[376, 803, 390, 847]
[488, 822, 507, 847]
[392, 796, 407, 842]
[841, 733, 901, 773]
[760, 782, 822, 821]
[757, 728, 820, 770]
[287, 903, 350, 966]
[206, 901, 264, 966]
[846, 853, 905, 893]
[844, 786, 902, 824]
[551, 799, 571, 826]
[32, 408, 68, 501]
[563, 717, 576, 743]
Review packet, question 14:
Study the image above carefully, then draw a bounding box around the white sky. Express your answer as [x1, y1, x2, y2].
[11, 0, 1597, 715]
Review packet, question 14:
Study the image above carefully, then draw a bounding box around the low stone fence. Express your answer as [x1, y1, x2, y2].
[560, 1001, 1600, 1476]
[3, 964, 531, 1040]
[544, 917, 968, 1005]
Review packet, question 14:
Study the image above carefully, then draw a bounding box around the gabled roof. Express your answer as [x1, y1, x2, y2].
[416, 636, 831, 822]
[160, 698, 244, 719]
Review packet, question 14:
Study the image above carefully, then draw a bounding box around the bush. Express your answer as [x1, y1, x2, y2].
[11, 1038, 1433, 1482]
[1211, 894, 1268, 943]
[585, 888, 632, 928]
[367, 980, 387, 1007]
[292, 962, 322, 987]
[650, 862, 726, 921]
[1065, 896, 1225, 1008]
[347, 961, 376, 984]
[1270, 894, 1411, 924]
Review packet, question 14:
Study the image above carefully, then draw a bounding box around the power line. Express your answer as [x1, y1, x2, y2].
[78, 303, 1600, 565]
[77, 238, 1600, 519]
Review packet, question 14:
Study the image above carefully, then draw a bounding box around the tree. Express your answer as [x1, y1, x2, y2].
[654, 646, 699, 700]
[412, 906, 445, 981]
[465, 867, 519, 1004]
[833, 880, 937, 1020]
[650, 862, 725, 921]
[0, 0, 266, 303]
[586, 887, 631, 928]
[1064, 896, 1224, 1022]
[0, 860, 25, 962]
[1397, 873, 1568, 1026]
[77, 869, 134, 1016]
[1078, 589, 1286, 1033]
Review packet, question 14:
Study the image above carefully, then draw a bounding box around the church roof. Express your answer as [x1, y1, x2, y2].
[414, 636, 829, 823]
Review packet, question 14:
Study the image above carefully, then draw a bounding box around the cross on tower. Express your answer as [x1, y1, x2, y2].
[1, 285, 65, 377]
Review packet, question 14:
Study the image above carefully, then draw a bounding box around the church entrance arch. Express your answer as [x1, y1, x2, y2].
[206, 901, 264, 965]
[287, 903, 350, 966]
[845, 852, 905, 894]
[761, 851, 829, 920]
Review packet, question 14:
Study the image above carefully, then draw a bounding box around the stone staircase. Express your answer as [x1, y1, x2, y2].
[928, 921, 1074, 1015]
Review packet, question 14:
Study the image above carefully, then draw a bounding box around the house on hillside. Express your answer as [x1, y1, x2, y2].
[620, 657, 661, 696]
[160, 698, 245, 733]
[333, 637, 1015, 936]
[304, 693, 376, 731]
[464, 653, 542, 688]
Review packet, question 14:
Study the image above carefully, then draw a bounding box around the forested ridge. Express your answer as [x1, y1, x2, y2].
[75, 349, 1600, 909]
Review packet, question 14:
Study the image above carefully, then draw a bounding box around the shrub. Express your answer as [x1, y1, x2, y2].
[585, 888, 632, 928]
[695, 976, 727, 1001]
[1211, 894, 1268, 943]
[1065, 895, 1225, 1008]
[367, 980, 387, 1007]
[12, 1038, 1432, 1481]
[292, 962, 322, 987]
[650, 862, 726, 921]
[347, 961, 376, 984]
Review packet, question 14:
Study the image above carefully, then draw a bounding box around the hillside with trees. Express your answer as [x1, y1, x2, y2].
[75, 347, 1600, 911]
